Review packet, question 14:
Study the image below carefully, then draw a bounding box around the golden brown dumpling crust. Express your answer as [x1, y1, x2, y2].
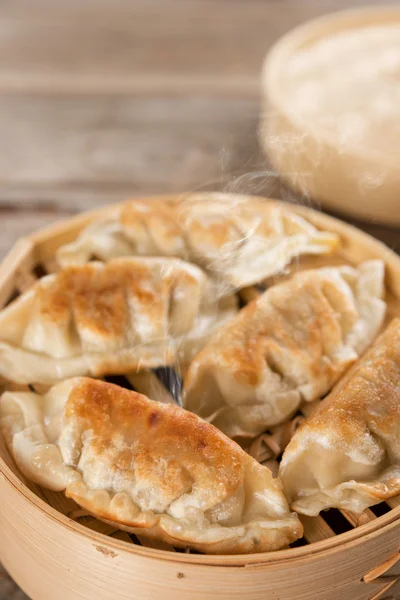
[39, 261, 169, 342]
[183, 261, 386, 437]
[57, 193, 339, 289]
[0, 378, 302, 554]
[280, 319, 400, 516]
[0, 257, 237, 384]
[66, 378, 244, 505]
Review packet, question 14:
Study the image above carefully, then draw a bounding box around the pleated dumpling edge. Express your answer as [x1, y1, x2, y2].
[0, 377, 303, 554]
[183, 260, 386, 438]
[0, 257, 238, 384]
[56, 194, 339, 290]
[279, 318, 400, 516]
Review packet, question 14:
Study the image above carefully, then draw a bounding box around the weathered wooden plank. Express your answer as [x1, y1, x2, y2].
[0, 94, 260, 210]
[0, 0, 378, 95]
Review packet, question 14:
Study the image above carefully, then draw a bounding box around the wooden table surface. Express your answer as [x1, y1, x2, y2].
[0, 1, 399, 598]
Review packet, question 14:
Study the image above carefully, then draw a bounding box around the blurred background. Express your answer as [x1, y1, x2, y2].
[0, 0, 398, 263]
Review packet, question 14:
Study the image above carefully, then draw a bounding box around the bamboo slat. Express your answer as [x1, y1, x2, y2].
[341, 510, 376, 528]
[300, 515, 335, 543]
[111, 530, 134, 543]
[368, 579, 399, 600]
[135, 536, 177, 552]
[39, 489, 79, 517]
[386, 496, 400, 509]
[362, 553, 400, 583]
[78, 518, 122, 537]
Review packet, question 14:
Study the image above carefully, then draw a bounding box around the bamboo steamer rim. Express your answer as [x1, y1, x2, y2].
[261, 5, 400, 168]
[0, 192, 399, 567]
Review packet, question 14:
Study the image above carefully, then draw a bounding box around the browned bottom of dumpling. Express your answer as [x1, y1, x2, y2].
[0, 377, 302, 554]
[280, 319, 400, 516]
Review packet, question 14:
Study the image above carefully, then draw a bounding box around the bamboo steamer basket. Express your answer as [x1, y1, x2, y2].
[0, 194, 400, 600]
[260, 7, 400, 226]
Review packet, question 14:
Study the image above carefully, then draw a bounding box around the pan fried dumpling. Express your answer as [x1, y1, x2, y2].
[279, 319, 400, 516]
[57, 194, 339, 290]
[183, 261, 386, 438]
[0, 257, 237, 384]
[0, 378, 303, 554]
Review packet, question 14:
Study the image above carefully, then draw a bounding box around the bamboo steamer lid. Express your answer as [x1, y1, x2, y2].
[260, 7, 400, 226]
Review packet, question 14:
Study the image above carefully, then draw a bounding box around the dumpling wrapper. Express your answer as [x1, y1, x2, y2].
[183, 260, 386, 438]
[279, 319, 400, 516]
[0, 377, 303, 554]
[57, 193, 339, 291]
[0, 257, 237, 384]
